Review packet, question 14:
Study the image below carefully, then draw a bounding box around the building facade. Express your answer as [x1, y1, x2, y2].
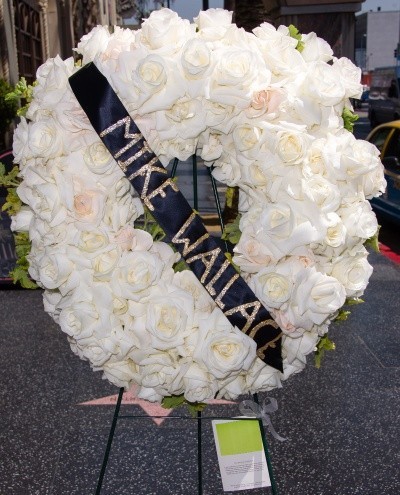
[261, 0, 365, 60]
[356, 9, 400, 76]
[0, 0, 117, 86]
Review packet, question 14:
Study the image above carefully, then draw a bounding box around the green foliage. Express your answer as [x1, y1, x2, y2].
[161, 394, 207, 417]
[0, 166, 22, 216]
[0, 162, 36, 288]
[0, 78, 18, 144]
[221, 214, 242, 246]
[138, 206, 167, 241]
[0, 165, 21, 188]
[315, 335, 336, 369]
[342, 107, 359, 133]
[5, 77, 35, 117]
[9, 232, 37, 289]
[288, 25, 305, 52]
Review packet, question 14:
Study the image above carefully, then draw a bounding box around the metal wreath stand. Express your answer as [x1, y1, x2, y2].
[94, 156, 279, 495]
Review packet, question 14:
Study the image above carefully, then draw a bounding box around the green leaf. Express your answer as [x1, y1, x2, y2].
[221, 214, 242, 246]
[345, 297, 364, 306]
[315, 335, 336, 368]
[288, 24, 305, 52]
[161, 394, 186, 409]
[9, 265, 37, 289]
[161, 394, 207, 417]
[2, 188, 22, 216]
[335, 310, 351, 322]
[173, 259, 189, 272]
[136, 206, 167, 241]
[342, 107, 359, 133]
[186, 401, 207, 417]
[0, 166, 21, 188]
[364, 226, 381, 253]
[224, 252, 240, 273]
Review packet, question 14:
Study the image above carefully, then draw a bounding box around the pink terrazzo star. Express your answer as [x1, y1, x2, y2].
[79, 385, 236, 425]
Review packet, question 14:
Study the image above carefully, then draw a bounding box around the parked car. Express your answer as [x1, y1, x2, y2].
[0, 150, 17, 285]
[367, 121, 400, 225]
[368, 66, 400, 127]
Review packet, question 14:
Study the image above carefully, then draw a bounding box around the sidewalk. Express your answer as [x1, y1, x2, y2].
[0, 250, 399, 495]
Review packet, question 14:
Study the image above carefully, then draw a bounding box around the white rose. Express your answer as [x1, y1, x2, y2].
[72, 187, 106, 228]
[103, 360, 137, 389]
[199, 133, 223, 162]
[29, 119, 64, 159]
[210, 49, 267, 108]
[145, 286, 194, 351]
[12, 118, 30, 165]
[340, 137, 382, 179]
[83, 141, 115, 174]
[137, 386, 163, 403]
[275, 129, 310, 165]
[75, 25, 111, 64]
[101, 25, 136, 61]
[233, 236, 273, 273]
[157, 96, 206, 140]
[294, 266, 346, 328]
[181, 38, 212, 78]
[173, 270, 215, 315]
[183, 363, 218, 403]
[16, 168, 67, 226]
[322, 212, 347, 248]
[139, 8, 194, 52]
[204, 100, 239, 134]
[139, 352, 183, 396]
[246, 88, 285, 119]
[340, 201, 378, 241]
[253, 23, 306, 77]
[304, 61, 345, 106]
[28, 56, 74, 115]
[194, 9, 233, 40]
[233, 123, 264, 159]
[245, 359, 281, 393]
[302, 175, 341, 212]
[112, 225, 135, 251]
[332, 57, 362, 98]
[36, 248, 74, 290]
[92, 248, 119, 281]
[330, 247, 373, 297]
[211, 153, 242, 186]
[134, 54, 167, 95]
[78, 229, 110, 256]
[71, 338, 115, 367]
[217, 374, 247, 400]
[301, 32, 333, 62]
[11, 207, 33, 232]
[255, 270, 293, 309]
[104, 179, 143, 231]
[111, 250, 164, 301]
[194, 309, 257, 379]
[362, 165, 387, 199]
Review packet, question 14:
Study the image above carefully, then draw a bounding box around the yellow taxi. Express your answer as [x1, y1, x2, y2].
[367, 121, 400, 224]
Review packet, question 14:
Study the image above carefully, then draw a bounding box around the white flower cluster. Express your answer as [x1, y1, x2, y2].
[12, 9, 385, 402]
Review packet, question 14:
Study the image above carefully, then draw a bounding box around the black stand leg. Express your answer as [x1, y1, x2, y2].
[197, 410, 203, 495]
[95, 387, 124, 495]
[253, 393, 279, 495]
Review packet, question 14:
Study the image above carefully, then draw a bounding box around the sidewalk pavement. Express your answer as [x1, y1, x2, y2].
[0, 250, 399, 495]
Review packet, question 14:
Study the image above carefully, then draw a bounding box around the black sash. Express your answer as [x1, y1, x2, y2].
[69, 63, 282, 372]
